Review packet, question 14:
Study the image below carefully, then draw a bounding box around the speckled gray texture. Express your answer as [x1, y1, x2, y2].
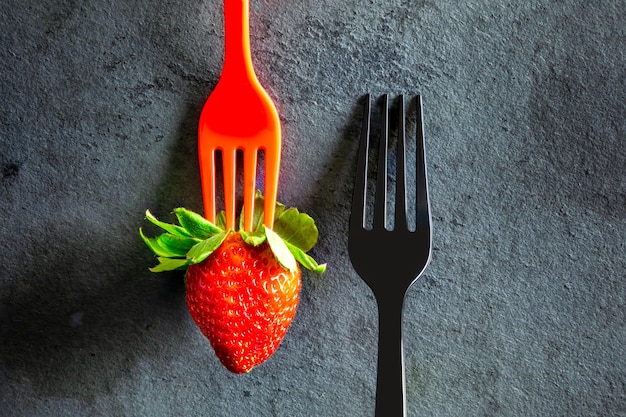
[1, 0, 625, 416]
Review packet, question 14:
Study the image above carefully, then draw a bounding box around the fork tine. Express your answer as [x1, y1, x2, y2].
[415, 95, 430, 229]
[263, 145, 281, 228]
[395, 95, 408, 230]
[222, 148, 237, 230]
[351, 94, 371, 230]
[373, 94, 388, 230]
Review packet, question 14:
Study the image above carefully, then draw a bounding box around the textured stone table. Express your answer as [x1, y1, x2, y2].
[1, 1, 625, 416]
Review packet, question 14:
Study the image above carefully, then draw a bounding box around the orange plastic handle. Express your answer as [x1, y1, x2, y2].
[223, 0, 254, 81]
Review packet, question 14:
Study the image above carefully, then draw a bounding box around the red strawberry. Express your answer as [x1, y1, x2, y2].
[140, 192, 325, 373]
[186, 232, 301, 373]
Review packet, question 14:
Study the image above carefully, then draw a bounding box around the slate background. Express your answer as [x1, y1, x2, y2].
[1, 0, 625, 416]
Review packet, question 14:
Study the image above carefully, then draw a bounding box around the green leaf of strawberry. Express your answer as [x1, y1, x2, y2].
[175, 207, 221, 239]
[240, 230, 267, 246]
[145, 210, 192, 238]
[285, 240, 327, 273]
[265, 227, 297, 272]
[215, 211, 227, 230]
[150, 257, 189, 273]
[274, 208, 319, 252]
[186, 231, 228, 264]
[239, 190, 286, 233]
[139, 230, 198, 258]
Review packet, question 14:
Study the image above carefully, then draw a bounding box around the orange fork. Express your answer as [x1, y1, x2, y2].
[198, 0, 281, 232]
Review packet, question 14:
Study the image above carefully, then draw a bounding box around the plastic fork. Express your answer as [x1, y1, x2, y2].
[348, 94, 432, 416]
[198, 0, 281, 232]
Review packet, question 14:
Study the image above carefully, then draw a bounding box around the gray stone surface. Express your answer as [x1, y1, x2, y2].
[1, 0, 625, 416]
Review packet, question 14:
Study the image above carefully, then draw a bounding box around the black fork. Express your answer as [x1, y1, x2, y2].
[348, 94, 432, 416]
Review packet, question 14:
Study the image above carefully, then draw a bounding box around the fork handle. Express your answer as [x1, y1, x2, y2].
[222, 0, 254, 78]
[375, 297, 407, 416]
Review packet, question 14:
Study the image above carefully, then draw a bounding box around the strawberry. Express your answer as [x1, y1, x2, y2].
[140, 192, 325, 373]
